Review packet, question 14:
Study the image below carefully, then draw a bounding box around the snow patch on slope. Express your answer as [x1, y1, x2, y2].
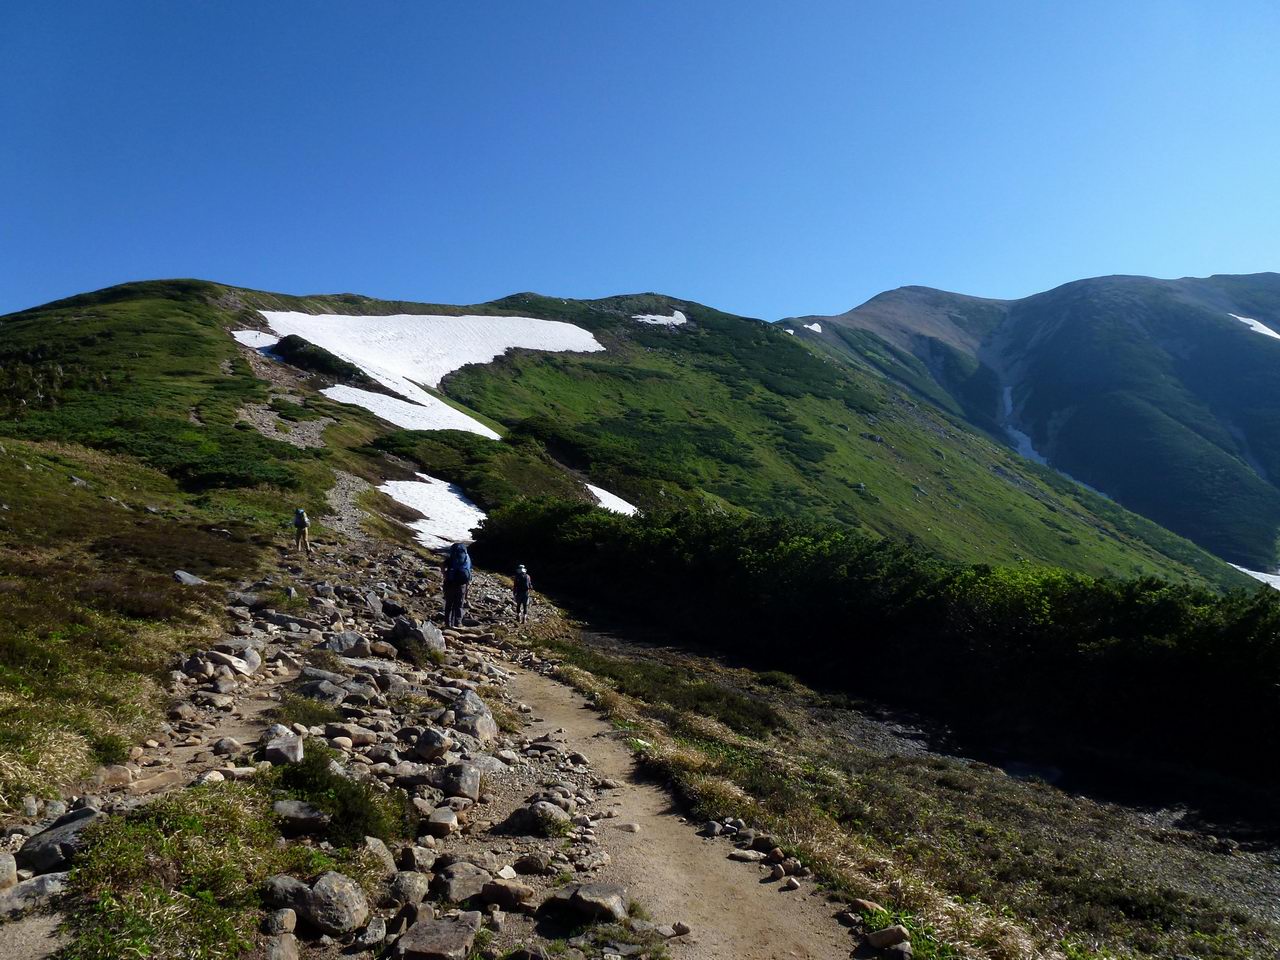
[631, 310, 687, 326]
[586, 483, 638, 515]
[1001, 386, 1048, 466]
[803, 322, 823, 333]
[255, 310, 603, 438]
[1228, 313, 1280, 341]
[323, 385, 500, 439]
[378, 473, 487, 550]
[233, 330, 281, 350]
[1231, 564, 1280, 591]
[260, 311, 604, 391]
[784, 329, 795, 335]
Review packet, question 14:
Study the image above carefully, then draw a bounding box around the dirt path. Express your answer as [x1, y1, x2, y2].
[508, 664, 853, 960]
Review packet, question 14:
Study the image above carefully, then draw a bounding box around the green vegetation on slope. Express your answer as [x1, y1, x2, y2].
[368, 428, 591, 512]
[532, 628, 1273, 960]
[475, 498, 1280, 795]
[441, 293, 1243, 587]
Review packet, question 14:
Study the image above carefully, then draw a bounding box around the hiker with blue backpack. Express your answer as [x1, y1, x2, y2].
[513, 564, 533, 622]
[442, 542, 472, 627]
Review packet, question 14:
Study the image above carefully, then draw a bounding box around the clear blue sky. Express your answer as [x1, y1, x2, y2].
[3, 1, 1279, 319]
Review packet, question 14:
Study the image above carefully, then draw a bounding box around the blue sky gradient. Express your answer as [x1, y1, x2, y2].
[3, 1, 1278, 318]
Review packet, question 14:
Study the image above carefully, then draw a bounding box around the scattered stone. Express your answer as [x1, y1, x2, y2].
[481, 877, 536, 909]
[273, 799, 331, 835]
[264, 907, 297, 934]
[0, 871, 68, 918]
[867, 925, 911, 949]
[727, 849, 767, 863]
[393, 912, 482, 960]
[297, 871, 370, 936]
[15, 807, 100, 873]
[265, 733, 304, 765]
[173, 570, 207, 586]
[388, 870, 432, 906]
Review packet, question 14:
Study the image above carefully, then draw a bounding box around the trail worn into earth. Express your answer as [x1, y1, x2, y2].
[509, 666, 852, 960]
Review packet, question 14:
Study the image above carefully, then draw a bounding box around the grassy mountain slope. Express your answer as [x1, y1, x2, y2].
[799, 273, 1280, 568]
[0, 280, 1247, 591]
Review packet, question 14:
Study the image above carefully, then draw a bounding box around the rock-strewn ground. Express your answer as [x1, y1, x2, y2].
[0, 536, 859, 960]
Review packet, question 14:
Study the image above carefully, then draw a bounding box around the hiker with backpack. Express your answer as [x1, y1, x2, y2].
[442, 542, 473, 628]
[292, 507, 312, 558]
[512, 564, 533, 623]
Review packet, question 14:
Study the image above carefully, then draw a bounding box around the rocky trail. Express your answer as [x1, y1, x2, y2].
[0, 535, 864, 960]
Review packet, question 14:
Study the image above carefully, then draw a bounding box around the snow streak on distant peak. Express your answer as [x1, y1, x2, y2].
[784, 329, 795, 335]
[585, 483, 638, 515]
[1228, 313, 1280, 341]
[803, 322, 823, 333]
[631, 309, 687, 326]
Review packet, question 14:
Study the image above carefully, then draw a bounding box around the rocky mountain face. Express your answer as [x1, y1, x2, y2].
[793, 273, 1280, 568]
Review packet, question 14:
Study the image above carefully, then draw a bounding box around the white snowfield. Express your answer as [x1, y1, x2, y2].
[586, 483, 639, 515]
[232, 329, 282, 350]
[803, 322, 823, 333]
[1231, 564, 1280, 591]
[631, 309, 687, 326]
[378, 472, 487, 550]
[1228, 313, 1280, 341]
[260, 310, 604, 390]
[324, 385, 500, 439]
[254, 310, 603, 438]
[784, 329, 795, 335]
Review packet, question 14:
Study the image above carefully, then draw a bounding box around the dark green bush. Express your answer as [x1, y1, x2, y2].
[268, 746, 417, 845]
[473, 499, 1280, 794]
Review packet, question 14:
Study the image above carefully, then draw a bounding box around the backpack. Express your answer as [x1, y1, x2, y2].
[514, 571, 531, 594]
[445, 543, 473, 584]
[294, 509, 309, 528]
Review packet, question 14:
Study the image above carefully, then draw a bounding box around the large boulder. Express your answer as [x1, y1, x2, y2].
[412, 727, 453, 762]
[297, 871, 370, 936]
[325, 631, 371, 658]
[430, 861, 490, 903]
[541, 882, 629, 922]
[448, 689, 497, 744]
[437, 762, 481, 802]
[15, 807, 100, 873]
[273, 800, 330, 835]
[0, 871, 69, 918]
[264, 733, 305, 765]
[392, 912, 482, 960]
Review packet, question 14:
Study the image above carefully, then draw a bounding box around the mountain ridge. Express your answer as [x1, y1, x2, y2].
[797, 271, 1280, 568]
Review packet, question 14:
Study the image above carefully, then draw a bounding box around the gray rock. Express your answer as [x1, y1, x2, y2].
[355, 915, 388, 949]
[431, 861, 491, 903]
[364, 836, 398, 878]
[514, 850, 552, 875]
[295, 679, 347, 704]
[212, 737, 244, 755]
[0, 852, 16, 891]
[173, 570, 207, 586]
[325, 722, 378, 746]
[412, 727, 454, 762]
[0, 871, 68, 918]
[423, 806, 458, 838]
[273, 799, 331, 834]
[265, 733, 304, 765]
[264, 874, 309, 907]
[387, 870, 432, 906]
[867, 925, 911, 949]
[438, 762, 481, 801]
[541, 882, 629, 923]
[264, 907, 297, 934]
[298, 871, 370, 936]
[326, 631, 372, 657]
[447, 689, 497, 743]
[15, 807, 100, 873]
[481, 878, 535, 909]
[266, 933, 300, 960]
[392, 911, 482, 960]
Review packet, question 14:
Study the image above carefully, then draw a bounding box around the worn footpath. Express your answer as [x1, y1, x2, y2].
[0, 534, 873, 960]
